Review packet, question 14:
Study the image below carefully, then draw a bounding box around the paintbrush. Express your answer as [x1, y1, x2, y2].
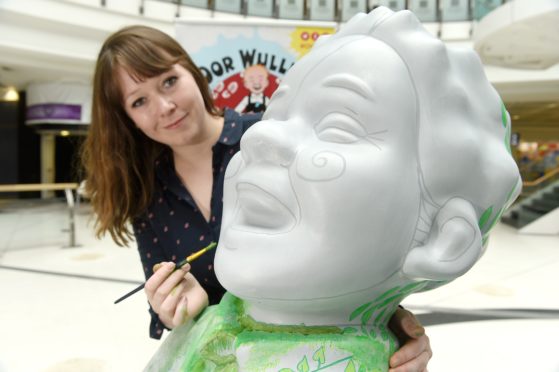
[114, 242, 217, 304]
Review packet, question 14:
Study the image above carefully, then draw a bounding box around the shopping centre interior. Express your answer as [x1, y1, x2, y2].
[0, 0, 558, 371]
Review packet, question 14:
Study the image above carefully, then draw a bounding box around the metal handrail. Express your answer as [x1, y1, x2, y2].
[522, 167, 559, 188]
[0, 183, 80, 247]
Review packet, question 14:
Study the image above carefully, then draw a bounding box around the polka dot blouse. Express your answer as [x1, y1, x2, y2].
[132, 109, 261, 339]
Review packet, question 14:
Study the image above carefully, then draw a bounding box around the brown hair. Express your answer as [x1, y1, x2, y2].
[81, 25, 220, 246]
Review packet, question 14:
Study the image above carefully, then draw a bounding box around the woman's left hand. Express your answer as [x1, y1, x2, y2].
[388, 307, 432, 372]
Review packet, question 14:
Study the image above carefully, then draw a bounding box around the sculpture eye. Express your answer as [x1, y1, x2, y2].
[318, 127, 359, 143]
[315, 112, 366, 144]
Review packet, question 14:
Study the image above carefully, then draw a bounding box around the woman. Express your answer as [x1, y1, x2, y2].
[82, 25, 432, 371]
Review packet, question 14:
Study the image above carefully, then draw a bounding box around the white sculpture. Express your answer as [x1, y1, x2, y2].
[147, 7, 521, 371]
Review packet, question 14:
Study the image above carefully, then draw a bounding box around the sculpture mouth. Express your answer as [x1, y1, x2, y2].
[232, 182, 297, 232]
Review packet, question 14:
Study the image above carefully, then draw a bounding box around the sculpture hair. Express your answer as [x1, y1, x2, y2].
[319, 7, 522, 248]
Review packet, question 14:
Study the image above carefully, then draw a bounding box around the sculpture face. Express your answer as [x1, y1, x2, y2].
[216, 36, 422, 302]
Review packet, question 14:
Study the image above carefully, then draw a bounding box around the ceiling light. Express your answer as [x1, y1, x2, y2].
[60, 130, 70, 137]
[1, 86, 19, 102]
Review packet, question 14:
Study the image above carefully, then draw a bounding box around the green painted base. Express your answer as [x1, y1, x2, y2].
[145, 293, 399, 372]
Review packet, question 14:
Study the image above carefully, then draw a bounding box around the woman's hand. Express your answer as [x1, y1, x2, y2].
[388, 307, 432, 372]
[144, 261, 209, 329]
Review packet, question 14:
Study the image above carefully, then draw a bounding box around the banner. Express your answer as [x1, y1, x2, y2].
[175, 19, 336, 113]
[25, 82, 91, 125]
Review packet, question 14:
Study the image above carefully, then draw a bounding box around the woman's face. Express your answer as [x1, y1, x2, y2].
[216, 36, 422, 302]
[118, 64, 210, 148]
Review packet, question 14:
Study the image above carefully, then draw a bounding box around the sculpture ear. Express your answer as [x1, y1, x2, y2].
[403, 198, 482, 281]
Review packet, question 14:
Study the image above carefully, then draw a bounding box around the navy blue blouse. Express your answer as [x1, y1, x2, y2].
[132, 109, 261, 339]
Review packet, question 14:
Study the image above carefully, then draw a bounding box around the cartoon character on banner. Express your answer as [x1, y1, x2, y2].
[235, 64, 271, 114]
[212, 64, 279, 112]
[146, 7, 522, 372]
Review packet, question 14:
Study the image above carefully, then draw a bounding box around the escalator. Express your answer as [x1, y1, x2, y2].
[501, 167, 559, 234]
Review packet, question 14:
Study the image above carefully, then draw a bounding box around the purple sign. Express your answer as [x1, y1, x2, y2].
[26, 103, 82, 122]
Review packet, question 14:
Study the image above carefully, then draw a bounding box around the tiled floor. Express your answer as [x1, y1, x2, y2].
[0, 199, 558, 372]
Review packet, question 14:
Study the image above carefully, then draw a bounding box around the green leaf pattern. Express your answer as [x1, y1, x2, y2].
[312, 346, 325, 367]
[279, 348, 355, 372]
[349, 281, 430, 353]
[297, 356, 309, 372]
[479, 179, 520, 242]
[344, 360, 356, 372]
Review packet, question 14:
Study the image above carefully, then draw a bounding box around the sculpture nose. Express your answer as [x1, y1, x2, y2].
[240, 119, 297, 167]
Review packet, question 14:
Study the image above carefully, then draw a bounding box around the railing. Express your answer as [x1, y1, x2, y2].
[521, 166, 559, 197]
[98, 0, 510, 22]
[0, 183, 80, 248]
